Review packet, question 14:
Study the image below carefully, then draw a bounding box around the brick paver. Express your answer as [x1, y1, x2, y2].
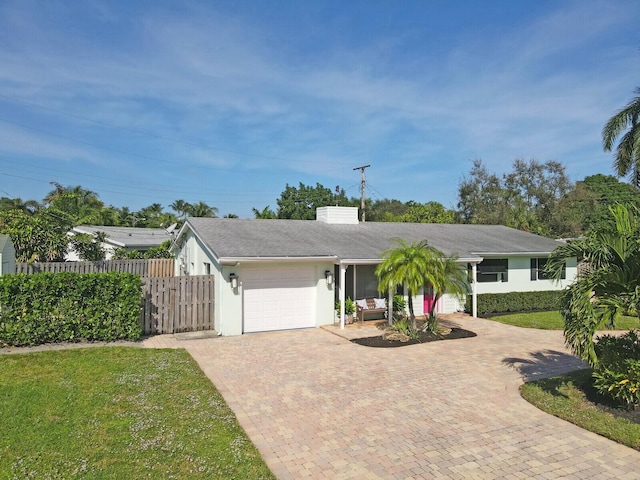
[143, 314, 640, 479]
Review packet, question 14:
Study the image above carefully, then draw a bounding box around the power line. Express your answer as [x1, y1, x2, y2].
[0, 93, 354, 169]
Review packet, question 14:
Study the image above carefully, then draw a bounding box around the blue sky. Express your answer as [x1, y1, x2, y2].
[0, 1, 639, 218]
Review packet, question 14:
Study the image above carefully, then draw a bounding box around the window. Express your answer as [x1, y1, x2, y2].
[203, 262, 211, 275]
[531, 258, 565, 280]
[476, 259, 508, 283]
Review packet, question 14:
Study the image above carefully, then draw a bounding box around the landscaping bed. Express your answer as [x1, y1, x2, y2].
[521, 369, 640, 450]
[352, 326, 476, 347]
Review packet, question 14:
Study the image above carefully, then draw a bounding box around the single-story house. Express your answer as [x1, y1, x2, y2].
[0, 234, 16, 275]
[66, 225, 173, 260]
[170, 206, 576, 336]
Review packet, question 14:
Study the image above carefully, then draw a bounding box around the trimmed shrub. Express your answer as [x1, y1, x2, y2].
[593, 331, 640, 408]
[466, 290, 563, 316]
[0, 272, 142, 346]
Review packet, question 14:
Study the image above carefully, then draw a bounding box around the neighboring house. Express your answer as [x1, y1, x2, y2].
[66, 226, 172, 260]
[171, 206, 577, 336]
[0, 234, 16, 275]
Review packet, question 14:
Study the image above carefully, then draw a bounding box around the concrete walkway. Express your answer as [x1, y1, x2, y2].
[143, 314, 640, 479]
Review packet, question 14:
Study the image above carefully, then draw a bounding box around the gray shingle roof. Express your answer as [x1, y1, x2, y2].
[72, 226, 171, 248]
[184, 218, 565, 261]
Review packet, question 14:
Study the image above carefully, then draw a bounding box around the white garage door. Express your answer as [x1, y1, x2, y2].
[243, 266, 317, 333]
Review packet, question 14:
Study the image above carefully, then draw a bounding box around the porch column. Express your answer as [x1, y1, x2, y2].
[471, 262, 477, 318]
[339, 264, 347, 329]
[387, 286, 393, 325]
[352, 265, 357, 300]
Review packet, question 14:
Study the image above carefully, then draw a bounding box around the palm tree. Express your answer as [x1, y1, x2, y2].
[546, 204, 640, 366]
[602, 87, 640, 187]
[423, 256, 470, 333]
[170, 199, 192, 220]
[252, 205, 277, 219]
[375, 239, 440, 330]
[186, 201, 218, 218]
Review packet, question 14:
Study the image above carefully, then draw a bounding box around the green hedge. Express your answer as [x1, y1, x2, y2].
[0, 272, 142, 347]
[466, 290, 563, 316]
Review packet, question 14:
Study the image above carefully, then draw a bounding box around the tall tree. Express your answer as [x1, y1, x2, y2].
[398, 201, 455, 223]
[276, 182, 338, 220]
[422, 255, 470, 333]
[375, 239, 440, 330]
[457, 159, 572, 236]
[0, 209, 69, 262]
[44, 183, 104, 225]
[546, 204, 640, 366]
[602, 87, 640, 187]
[170, 199, 192, 220]
[0, 197, 40, 214]
[252, 206, 277, 219]
[186, 201, 218, 218]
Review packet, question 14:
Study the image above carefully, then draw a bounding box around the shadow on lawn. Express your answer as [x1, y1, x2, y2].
[502, 349, 586, 382]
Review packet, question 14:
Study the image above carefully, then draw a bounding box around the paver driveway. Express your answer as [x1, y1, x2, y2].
[144, 315, 640, 479]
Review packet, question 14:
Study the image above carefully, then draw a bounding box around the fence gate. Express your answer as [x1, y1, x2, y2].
[142, 276, 215, 334]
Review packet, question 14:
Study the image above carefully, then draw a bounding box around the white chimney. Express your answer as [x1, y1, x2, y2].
[316, 206, 359, 224]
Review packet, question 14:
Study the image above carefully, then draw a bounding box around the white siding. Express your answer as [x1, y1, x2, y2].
[475, 256, 577, 295]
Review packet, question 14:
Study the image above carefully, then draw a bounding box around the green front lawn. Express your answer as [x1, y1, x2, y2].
[0, 347, 275, 479]
[488, 310, 639, 330]
[521, 369, 640, 450]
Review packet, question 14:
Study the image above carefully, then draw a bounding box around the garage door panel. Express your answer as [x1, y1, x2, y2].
[243, 266, 316, 333]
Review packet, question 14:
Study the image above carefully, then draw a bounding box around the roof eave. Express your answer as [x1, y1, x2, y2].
[219, 255, 340, 266]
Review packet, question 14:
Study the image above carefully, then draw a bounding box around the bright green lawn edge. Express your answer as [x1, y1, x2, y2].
[488, 310, 639, 330]
[520, 369, 640, 450]
[0, 347, 275, 479]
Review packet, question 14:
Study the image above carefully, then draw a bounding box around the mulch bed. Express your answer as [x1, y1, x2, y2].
[351, 327, 477, 348]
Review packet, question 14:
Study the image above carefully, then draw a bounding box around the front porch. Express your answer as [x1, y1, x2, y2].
[334, 262, 478, 329]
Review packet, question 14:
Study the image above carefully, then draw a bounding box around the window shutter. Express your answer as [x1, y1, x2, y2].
[530, 258, 537, 281]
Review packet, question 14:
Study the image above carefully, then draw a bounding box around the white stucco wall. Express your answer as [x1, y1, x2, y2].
[220, 261, 336, 336]
[174, 229, 336, 336]
[475, 256, 577, 295]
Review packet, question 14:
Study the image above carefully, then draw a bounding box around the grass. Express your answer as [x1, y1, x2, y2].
[0, 347, 275, 479]
[488, 310, 639, 330]
[520, 369, 640, 450]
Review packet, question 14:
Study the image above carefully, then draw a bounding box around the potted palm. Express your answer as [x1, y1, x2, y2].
[335, 297, 357, 324]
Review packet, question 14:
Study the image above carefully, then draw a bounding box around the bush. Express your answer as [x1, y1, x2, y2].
[466, 290, 563, 316]
[393, 294, 407, 313]
[334, 297, 356, 316]
[593, 331, 640, 408]
[0, 272, 142, 346]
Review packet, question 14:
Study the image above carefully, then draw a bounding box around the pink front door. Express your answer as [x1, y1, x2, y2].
[423, 284, 435, 315]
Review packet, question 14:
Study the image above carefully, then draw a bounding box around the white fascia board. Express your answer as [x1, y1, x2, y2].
[472, 251, 557, 257]
[341, 256, 484, 265]
[219, 256, 339, 266]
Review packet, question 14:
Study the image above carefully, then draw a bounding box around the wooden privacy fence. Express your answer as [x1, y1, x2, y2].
[142, 275, 215, 334]
[15, 258, 174, 277]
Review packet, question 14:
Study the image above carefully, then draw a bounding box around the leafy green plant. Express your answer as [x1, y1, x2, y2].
[335, 297, 356, 316]
[112, 240, 173, 259]
[466, 290, 562, 316]
[0, 272, 142, 346]
[520, 369, 640, 450]
[593, 331, 640, 408]
[392, 294, 407, 313]
[390, 317, 420, 340]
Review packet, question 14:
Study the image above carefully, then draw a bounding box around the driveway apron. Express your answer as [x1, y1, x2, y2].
[143, 315, 640, 479]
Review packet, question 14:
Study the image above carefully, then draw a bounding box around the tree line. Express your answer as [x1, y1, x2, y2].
[0, 183, 219, 262]
[255, 162, 640, 239]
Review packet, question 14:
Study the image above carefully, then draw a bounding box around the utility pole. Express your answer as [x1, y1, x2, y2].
[353, 164, 370, 222]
